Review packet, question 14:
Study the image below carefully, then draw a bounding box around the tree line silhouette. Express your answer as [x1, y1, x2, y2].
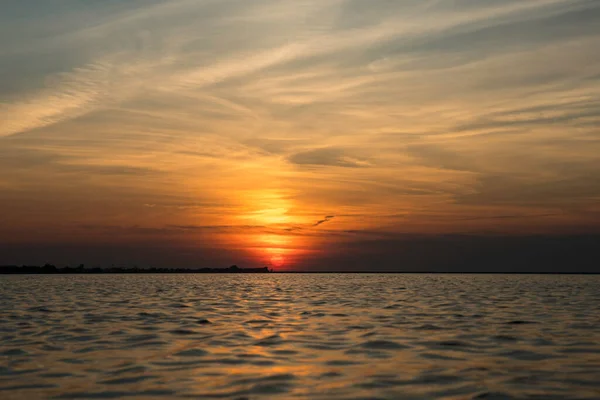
[0, 264, 271, 274]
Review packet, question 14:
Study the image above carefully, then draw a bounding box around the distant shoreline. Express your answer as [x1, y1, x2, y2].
[0, 265, 597, 275]
[277, 271, 600, 274]
[0, 265, 271, 274]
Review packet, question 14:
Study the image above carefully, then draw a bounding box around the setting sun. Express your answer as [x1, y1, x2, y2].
[270, 254, 285, 267]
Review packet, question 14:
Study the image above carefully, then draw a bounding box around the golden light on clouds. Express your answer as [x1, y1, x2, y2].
[239, 189, 298, 226]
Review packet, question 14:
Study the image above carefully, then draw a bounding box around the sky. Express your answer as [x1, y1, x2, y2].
[1, 0, 599, 271]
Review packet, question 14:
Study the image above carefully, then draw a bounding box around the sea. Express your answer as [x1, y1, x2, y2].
[1, 274, 599, 399]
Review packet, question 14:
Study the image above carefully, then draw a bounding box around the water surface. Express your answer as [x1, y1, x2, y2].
[1, 274, 599, 399]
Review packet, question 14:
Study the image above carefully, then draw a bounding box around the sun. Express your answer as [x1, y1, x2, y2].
[270, 254, 285, 267]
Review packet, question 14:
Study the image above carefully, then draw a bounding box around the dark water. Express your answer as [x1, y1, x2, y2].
[1, 274, 599, 399]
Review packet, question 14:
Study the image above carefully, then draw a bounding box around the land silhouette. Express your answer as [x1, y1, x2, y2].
[0, 264, 271, 274]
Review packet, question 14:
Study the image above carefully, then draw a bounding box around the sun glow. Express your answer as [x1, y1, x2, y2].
[256, 235, 293, 269]
[263, 246, 294, 269]
[238, 189, 308, 226]
[269, 253, 285, 267]
[232, 189, 308, 269]
[248, 207, 291, 225]
[258, 234, 289, 247]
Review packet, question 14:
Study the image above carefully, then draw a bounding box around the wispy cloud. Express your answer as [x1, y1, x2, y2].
[288, 147, 371, 168]
[313, 215, 335, 227]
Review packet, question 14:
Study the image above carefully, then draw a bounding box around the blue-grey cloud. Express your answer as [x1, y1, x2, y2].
[288, 147, 370, 168]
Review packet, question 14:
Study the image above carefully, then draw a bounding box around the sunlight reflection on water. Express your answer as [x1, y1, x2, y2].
[1, 274, 600, 399]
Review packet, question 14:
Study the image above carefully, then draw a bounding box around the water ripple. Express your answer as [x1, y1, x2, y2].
[0, 274, 599, 399]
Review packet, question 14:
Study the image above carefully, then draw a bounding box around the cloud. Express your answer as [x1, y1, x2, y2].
[167, 224, 265, 232]
[301, 234, 600, 272]
[457, 174, 600, 208]
[405, 144, 475, 172]
[288, 147, 370, 168]
[0, 144, 160, 176]
[313, 215, 335, 227]
[0, 61, 113, 137]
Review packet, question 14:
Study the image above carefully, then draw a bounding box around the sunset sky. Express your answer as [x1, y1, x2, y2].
[1, 0, 599, 271]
